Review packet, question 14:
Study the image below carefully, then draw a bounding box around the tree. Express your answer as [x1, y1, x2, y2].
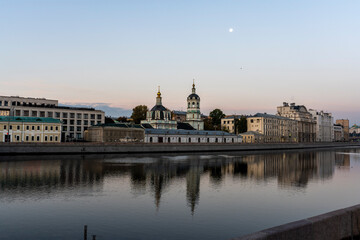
[131, 105, 148, 124]
[204, 118, 215, 130]
[116, 116, 130, 122]
[235, 116, 247, 134]
[209, 109, 225, 130]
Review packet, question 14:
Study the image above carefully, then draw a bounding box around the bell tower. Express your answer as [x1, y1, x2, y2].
[186, 80, 204, 130]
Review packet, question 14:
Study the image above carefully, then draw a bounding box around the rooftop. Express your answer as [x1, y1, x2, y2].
[250, 113, 294, 120]
[0, 116, 62, 123]
[145, 128, 237, 136]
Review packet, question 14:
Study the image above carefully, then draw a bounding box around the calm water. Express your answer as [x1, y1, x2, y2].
[1, 147, 360, 240]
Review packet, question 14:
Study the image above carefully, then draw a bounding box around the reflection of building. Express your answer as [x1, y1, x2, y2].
[0, 116, 61, 142]
[185, 81, 204, 130]
[84, 123, 145, 142]
[336, 119, 349, 141]
[247, 113, 298, 143]
[186, 162, 201, 214]
[0, 95, 105, 141]
[277, 102, 316, 142]
[309, 110, 334, 142]
[141, 88, 177, 129]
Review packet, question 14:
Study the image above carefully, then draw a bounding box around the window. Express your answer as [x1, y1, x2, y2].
[97, 121, 101, 125]
[198, 138, 200, 143]
[45, 126, 48, 130]
[84, 120, 88, 125]
[31, 136, 34, 141]
[77, 120, 81, 125]
[4, 125, 6, 130]
[15, 110, 21, 116]
[40, 111, 45, 117]
[32, 126, 35, 130]
[4, 101, 8, 106]
[55, 126, 58, 131]
[50, 136, 53, 141]
[32, 111, 37, 117]
[55, 136, 58, 141]
[97, 114, 102, 120]
[189, 138, 191, 143]
[17, 136, 20, 141]
[62, 113, 68, 118]
[9, 125, 12, 130]
[26, 136, 29, 141]
[63, 126, 67, 131]
[90, 121, 95, 125]
[50, 126, 53, 131]
[37, 126, 40, 130]
[70, 126, 74, 131]
[91, 114, 95, 119]
[77, 113, 82, 118]
[62, 119, 67, 124]
[17, 125, 20, 130]
[70, 113, 75, 118]
[70, 120, 74, 125]
[48, 112, 53, 117]
[45, 136, 48, 141]
[77, 127, 81, 132]
[24, 110, 29, 116]
[55, 112, 60, 118]
[37, 136, 40, 141]
[0, 101, 2, 106]
[26, 126, 29, 130]
[178, 138, 181, 143]
[150, 137, 153, 143]
[84, 114, 88, 119]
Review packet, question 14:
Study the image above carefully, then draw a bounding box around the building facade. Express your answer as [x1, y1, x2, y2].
[333, 124, 344, 142]
[144, 129, 241, 143]
[0, 116, 61, 143]
[84, 123, 145, 142]
[172, 110, 187, 122]
[336, 119, 349, 141]
[185, 82, 204, 130]
[240, 131, 263, 143]
[277, 102, 316, 142]
[0, 96, 105, 141]
[141, 88, 177, 129]
[0, 108, 10, 116]
[247, 113, 298, 143]
[221, 115, 242, 134]
[309, 110, 334, 142]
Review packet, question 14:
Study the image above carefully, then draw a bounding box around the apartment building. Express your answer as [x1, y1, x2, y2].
[309, 110, 334, 142]
[0, 96, 105, 141]
[336, 119, 349, 141]
[247, 113, 298, 143]
[277, 102, 316, 142]
[0, 116, 61, 143]
[221, 115, 242, 133]
[333, 124, 344, 142]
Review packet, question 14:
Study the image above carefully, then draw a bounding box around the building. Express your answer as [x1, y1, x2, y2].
[239, 131, 263, 143]
[0, 108, 10, 116]
[84, 123, 145, 142]
[141, 88, 177, 129]
[336, 119, 349, 141]
[247, 113, 298, 143]
[0, 116, 61, 142]
[172, 110, 187, 122]
[0, 95, 105, 141]
[185, 81, 204, 130]
[277, 102, 316, 142]
[333, 124, 344, 142]
[309, 110, 334, 142]
[221, 115, 242, 134]
[144, 129, 241, 143]
[350, 125, 360, 134]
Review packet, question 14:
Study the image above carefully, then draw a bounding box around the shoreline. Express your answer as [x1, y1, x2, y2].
[0, 142, 359, 156]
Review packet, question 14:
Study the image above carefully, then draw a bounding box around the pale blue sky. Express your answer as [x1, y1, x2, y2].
[1, 1, 359, 122]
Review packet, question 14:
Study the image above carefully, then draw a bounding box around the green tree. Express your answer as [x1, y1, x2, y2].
[204, 118, 215, 130]
[116, 116, 129, 123]
[209, 109, 225, 130]
[131, 105, 148, 124]
[235, 116, 247, 134]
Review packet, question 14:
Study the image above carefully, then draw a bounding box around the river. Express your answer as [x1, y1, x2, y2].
[1, 147, 360, 239]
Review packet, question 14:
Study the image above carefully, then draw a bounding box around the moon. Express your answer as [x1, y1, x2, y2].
[229, 28, 234, 33]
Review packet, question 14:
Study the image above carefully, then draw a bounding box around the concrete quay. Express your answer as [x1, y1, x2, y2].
[231, 204, 360, 240]
[0, 142, 359, 156]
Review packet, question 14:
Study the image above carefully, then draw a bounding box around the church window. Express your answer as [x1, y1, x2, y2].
[192, 102, 195, 107]
[197, 102, 199, 107]
[188, 102, 190, 108]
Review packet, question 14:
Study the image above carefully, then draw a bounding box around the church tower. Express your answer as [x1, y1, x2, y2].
[185, 80, 204, 130]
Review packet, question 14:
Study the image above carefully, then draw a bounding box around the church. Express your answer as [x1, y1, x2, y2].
[141, 81, 204, 130]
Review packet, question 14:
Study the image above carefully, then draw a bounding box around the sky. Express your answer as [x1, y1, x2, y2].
[1, 1, 359, 123]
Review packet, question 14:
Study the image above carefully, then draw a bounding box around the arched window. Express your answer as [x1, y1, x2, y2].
[192, 102, 195, 107]
[150, 137, 153, 143]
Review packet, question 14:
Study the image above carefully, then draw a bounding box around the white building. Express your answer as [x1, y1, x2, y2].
[309, 109, 334, 142]
[0, 96, 105, 141]
[144, 129, 241, 143]
[185, 81, 204, 130]
[141, 88, 177, 129]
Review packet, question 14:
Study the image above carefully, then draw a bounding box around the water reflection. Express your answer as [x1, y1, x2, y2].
[0, 150, 352, 213]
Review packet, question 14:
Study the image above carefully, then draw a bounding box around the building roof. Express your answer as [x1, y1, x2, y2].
[1, 104, 103, 112]
[145, 128, 237, 136]
[150, 105, 168, 112]
[239, 131, 264, 136]
[94, 123, 145, 129]
[172, 110, 187, 115]
[187, 93, 200, 100]
[177, 122, 195, 130]
[222, 115, 243, 120]
[0, 116, 61, 123]
[250, 113, 293, 120]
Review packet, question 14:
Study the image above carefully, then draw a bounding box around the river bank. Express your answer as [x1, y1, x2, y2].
[0, 142, 359, 155]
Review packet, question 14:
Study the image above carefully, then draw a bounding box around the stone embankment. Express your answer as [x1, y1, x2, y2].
[231, 204, 360, 240]
[0, 142, 359, 155]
